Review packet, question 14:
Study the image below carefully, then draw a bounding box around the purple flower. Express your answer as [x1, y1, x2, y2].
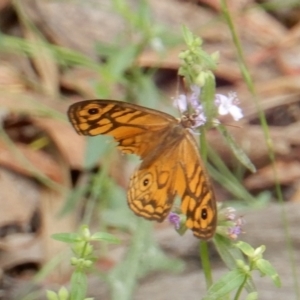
[228, 217, 245, 240]
[173, 86, 243, 131]
[215, 92, 243, 121]
[228, 225, 242, 240]
[173, 85, 202, 112]
[174, 94, 188, 113]
[225, 207, 236, 221]
[189, 85, 202, 109]
[192, 111, 207, 128]
[168, 212, 181, 230]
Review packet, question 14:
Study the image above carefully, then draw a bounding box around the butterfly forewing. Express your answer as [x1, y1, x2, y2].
[68, 100, 217, 240]
[68, 100, 178, 158]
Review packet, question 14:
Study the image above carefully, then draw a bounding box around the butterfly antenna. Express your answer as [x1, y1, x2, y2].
[221, 123, 242, 129]
[174, 75, 187, 115]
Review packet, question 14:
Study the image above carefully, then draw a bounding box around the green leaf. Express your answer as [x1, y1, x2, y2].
[106, 45, 137, 79]
[201, 72, 216, 121]
[102, 208, 136, 232]
[213, 234, 245, 270]
[235, 241, 255, 257]
[46, 290, 59, 300]
[203, 269, 246, 300]
[256, 259, 281, 287]
[207, 147, 256, 205]
[84, 135, 113, 169]
[245, 292, 258, 300]
[57, 286, 69, 300]
[218, 125, 256, 173]
[0, 34, 97, 70]
[252, 245, 265, 258]
[70, 271, 87, 300]
[213, 236, 256, 294]
[51, 233, 80, 243]
[198, 50, 217, 70]
[181, 25, 194, 46]
[60, 185, 89, 216]
[91, 232, 120, 244]
[108, 219, 183, 300]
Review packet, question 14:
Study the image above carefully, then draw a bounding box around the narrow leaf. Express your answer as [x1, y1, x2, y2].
[235, 241, 255, 257]
[214, 235, 245, 270]
[51, 233, 80, 243]
[203, 269, 246, 300]
[246, 292, 258, 300]
[256, 259, 281, 287]
[91, 232, 120, 244]
[70, 271, 87, 300]
[218, 125, 256, 173]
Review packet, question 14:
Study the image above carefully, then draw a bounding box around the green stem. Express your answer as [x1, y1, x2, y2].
[233, 274, 248, 300]
[80, 242, 89, 258]
[200, 241, 213, 289]
[234, 260, 254, 300]
[199, 130, 208, 160]
[109, 219, 152, 300]
[221, 0, 300, 297]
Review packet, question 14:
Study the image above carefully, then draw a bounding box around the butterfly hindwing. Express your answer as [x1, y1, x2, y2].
[127, 159, 176, 222]
[175, 133, 217, 239]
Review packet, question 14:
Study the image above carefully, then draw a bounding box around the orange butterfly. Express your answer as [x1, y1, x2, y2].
[68, 100, 217, 239]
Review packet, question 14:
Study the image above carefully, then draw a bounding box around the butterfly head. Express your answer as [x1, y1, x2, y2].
[180, 112, 206, 131]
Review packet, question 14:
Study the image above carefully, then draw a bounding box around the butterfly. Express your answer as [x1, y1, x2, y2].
[68, 100, 217, 239]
